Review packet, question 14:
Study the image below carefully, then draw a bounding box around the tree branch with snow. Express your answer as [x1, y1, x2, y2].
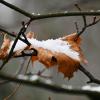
[0, 73, 100, 99]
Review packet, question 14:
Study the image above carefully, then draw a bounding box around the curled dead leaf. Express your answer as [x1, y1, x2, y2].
[0, 32, 87, 79]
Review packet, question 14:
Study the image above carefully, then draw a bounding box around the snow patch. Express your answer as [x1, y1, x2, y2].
[8, 38, 80, 61]
[82, 85, 100, 92]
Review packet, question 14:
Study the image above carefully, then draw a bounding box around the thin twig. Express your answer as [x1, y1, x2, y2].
[0, 57, 28, 85]
[3, 84, 20, 100]
[77, 17, 100, 37]
[79, 65, 100, 84]
[3, 57, 31, 100]
[75, 4, 87, 27]
[74, 4, 100, 40]
[74, 22, 79, 33]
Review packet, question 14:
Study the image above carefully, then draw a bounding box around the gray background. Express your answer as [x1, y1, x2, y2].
[0, 0, 100, 100]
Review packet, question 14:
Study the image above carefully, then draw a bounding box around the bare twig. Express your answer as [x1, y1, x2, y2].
[3, 57, 31, 100]
[0, 0, 100, 21]
[79, 65, 100, 84]
[75, 4, 87, 32]
[3, 84, 20, 100]
[74, 4, 100, 39]
[76, 17, 100, 38]
[77, 16, 100, 38]
[0, 56, 28, 85]
[74, 22, 79, 33]
[75, 4, 87, 27]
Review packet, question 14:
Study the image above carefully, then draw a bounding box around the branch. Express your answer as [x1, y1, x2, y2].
[0, 73, 100, 97]
[0, 0, 100, 21]
[79, 65, 100, 84]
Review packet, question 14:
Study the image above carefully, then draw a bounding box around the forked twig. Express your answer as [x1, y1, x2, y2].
[74, 4, 100, 40]
[74, 4, 100, 84]
[77, 17, 100, 38]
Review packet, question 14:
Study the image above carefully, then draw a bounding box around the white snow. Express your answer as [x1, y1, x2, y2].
[8, 38, 80, 61]
[8, 40, 27, 52]
[82, 85, 100, 92]
[45, 79, 52, 84]
[18, 74, 39, 81]
[30, 75, 39, 81]
[62, 85, 72, 89]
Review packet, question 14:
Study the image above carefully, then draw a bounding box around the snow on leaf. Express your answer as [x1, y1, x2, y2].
[0, 32, 87, 79]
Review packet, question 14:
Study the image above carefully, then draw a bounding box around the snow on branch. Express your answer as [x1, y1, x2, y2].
[0, 73, 100, 98]
[0, 0, 100, 21]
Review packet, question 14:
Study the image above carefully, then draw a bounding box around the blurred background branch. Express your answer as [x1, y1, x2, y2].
[0, 73, 100, 98]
